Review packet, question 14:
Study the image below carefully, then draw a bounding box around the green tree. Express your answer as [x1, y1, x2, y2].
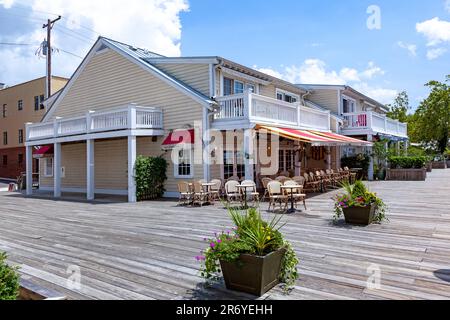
[413, 75, 450, 154]
[386, 91, 410, 123]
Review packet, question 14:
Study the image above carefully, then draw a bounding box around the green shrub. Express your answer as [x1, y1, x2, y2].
[0, 252, 20, 300]
[389, 156, 427, 169]
[341, 154, 371, 178]
[134, 156, 168, 201]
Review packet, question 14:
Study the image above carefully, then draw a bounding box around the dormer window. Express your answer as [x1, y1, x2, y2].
[276, 89, 299, 103]
[342, 96, 356, 114]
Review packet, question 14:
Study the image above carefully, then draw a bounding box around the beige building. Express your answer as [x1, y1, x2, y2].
[0, 77, 68, 179]
[24, 37, 371, 202]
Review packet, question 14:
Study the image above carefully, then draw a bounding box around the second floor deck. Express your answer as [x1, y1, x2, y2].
[342, 112, 407, 138]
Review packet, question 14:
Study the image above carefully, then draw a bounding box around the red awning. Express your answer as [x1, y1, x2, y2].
[33, 145, 54, 159]
[162, 129, 194, 148]
[309, 131, 373, 146]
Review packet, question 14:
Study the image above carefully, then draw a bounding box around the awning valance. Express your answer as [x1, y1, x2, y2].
[33, 145, 54, 159]
[257, 126, 372, 146]
[162, 129, 194, 149]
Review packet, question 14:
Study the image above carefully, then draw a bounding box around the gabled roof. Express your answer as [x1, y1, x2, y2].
[298, 84, 389, 112]
[43, 37, 216, 121]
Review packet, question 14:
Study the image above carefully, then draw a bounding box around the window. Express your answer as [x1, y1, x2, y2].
[3, 132, 7, 145]
[34, 96, 39, 111]
[234, 80, 244, 94]
[39, 94, 45, 109]
[2, 155, 7, 166]
[18, 129, 23, 144]
[235, 151, 245, 179]
[2, 104, 6, 118]
[246, 83, 256, 93]
[276, 89, 299, 103]
[18, 100, 23, 111]
[278, 149, 296, 172]
[224, 77, 233, 96]
[18, 154, 23, 165]
[44, 158, 54, 177]
[342, 96, 356, 114]
[223, 151, 234, 180]
[175, 148, 193, 178]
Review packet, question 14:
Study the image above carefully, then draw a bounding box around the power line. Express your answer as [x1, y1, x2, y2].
[54, 26, 95, 45]
[57, 48, 84, 59]
[0, 42, 36, 46]
[56, 24, 97, 42]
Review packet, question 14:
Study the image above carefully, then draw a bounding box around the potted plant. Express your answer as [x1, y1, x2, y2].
[0, 252, 20, 300]
[197, 208, 299, 296]
[334, 181, 388, 226]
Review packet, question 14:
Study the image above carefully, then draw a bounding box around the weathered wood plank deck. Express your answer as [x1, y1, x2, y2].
[0, 170, 449, 300]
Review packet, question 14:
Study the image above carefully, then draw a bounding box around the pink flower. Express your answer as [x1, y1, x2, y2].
[210, 242, 215, 248]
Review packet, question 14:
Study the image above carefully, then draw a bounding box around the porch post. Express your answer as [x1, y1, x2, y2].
[128, 135, 137, 203]
[326, 146, 332, 170]
[54, 142, 61, 197]
[368, 135, 374, 181]
[396, 141, 401, 156]
[244, 128, 255, 181]
[26, 145, 33, 196]
[87, 139, 95, 200]
[295, 142, 301, 176]
[384, 141, 389, 168]
[404, 140, 409, 156]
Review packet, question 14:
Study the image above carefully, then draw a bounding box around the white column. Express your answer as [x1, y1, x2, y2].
[128, 135, 137, 203]
[202, 108, 211, 182]
[396, 141, 401, 156]
[26, 145, 33, 196]
[87, 139, 95, 200]
[295, 142, 301, 176]
[384, 141, 389, 168]
[54, 142, 61, 197]
[326, 146, 332, 170]
[244, 129, 254, 181]
[368, 135, 374, 181]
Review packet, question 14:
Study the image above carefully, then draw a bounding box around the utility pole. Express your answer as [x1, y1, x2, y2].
[43, 16, 61, 99]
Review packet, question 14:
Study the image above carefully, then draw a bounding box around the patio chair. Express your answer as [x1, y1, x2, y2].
[225, 180, 243, 204]
[210, 179, 223, 203]
[226, 176, 240, 182]
[319, 170, 332, 190]
[241, 180, 260, 204]
[276, 176, 291, 184]
[338, 168, 349, 183]
[177, 181, 192, 206]
[292, 176, 306, 187]
[303, 173, 320, 193]
[261, 177, 273, 201]
[344, 167, 357, 184]
[192, 181, 209, 207]
[267, 181, 288, 212]
[283, 180, 307, 210]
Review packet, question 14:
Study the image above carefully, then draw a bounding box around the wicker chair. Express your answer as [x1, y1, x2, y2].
[241, 180, 260, 204]
[267, 181, 288, 212]
[210, 179, 223, 202]
[177, 181, 192, 206]
[261, 177, 272, 202]
[225, 180, 243, 204]
[283, 180, 307, 210]
[192, 181, 209, 207]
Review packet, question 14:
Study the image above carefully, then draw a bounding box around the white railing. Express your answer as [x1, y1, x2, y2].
[342, 111, 408, 137]
[214, 92, 331, 131]
[26, 104, 163, 142]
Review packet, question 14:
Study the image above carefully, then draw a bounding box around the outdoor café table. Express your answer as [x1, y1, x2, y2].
[236, 184, 255, 209]
[281, 185, 303, 214]
[201, 183, 216, 202]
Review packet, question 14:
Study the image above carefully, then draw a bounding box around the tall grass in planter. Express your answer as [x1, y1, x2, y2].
[134, 156, 168, 201]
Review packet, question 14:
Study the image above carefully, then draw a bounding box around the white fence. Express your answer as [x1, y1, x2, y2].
[343, 111, 408, 137]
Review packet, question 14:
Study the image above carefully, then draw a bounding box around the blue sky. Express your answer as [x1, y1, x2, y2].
[1, 0, 449, 110]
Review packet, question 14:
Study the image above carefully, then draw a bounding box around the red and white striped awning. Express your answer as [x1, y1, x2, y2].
[257, 126, 372, 146]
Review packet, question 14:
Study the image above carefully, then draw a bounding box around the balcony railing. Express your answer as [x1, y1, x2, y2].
[26, 104, 163, 142]
[342, 112, 407, 137]
[214, 92, 331, 131]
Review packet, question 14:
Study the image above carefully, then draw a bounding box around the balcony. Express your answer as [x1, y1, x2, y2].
[342, 112, 407, 138]
[213, 92, 331, 131]
[26, 104, 164, 142]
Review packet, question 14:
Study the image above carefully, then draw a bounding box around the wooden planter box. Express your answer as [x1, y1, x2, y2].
[220, 247, 286, 297]
[432, 161, 447, 169]
[19, 279, 66, 300]
[386, 168, 427, 181]
[426, 162, 433, 173]
[447, 160, 450, 168]
[342, 204, 376, 226]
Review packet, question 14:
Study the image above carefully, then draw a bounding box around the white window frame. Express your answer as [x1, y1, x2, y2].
[223, 77, 258, 96]
[275, 89, 300, 104]
[234, 80, 245, 94]
[174, 147, 194, 179]
[342, 95, 356, 114]
[44, 157, 54, 177]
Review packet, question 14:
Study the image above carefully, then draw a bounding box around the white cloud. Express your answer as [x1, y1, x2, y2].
[426, 47, 448, 60]
[0, 0, 189, 85]
[255, 59, 397, 104]
[253, 66, 283, 79]
[416, 17, 450, 46]
[397, 41, 417, 56]
[446, 0, 450, 13]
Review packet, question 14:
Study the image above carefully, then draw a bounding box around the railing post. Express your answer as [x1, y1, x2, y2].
[54, 117, 62, 137]
[384, 115, 387, 133]
[86, 110, 95, 133]
[327, 111, 331, 131]
[297, 104, 301, 127]
[367, 111, 373, 130]
[128, 103, 137, 130]
[243, 90, 250, 119]
[247, 91, 253, 118]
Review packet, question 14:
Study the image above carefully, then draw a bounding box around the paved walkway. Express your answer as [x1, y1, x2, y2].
[0, 169, 449, 300]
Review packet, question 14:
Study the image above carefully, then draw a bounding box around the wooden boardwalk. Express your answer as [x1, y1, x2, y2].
[0, 170, 450, 300]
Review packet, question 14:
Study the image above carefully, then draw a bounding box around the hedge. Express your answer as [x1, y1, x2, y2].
[134, 156, 168, 201]
[389, 156, 427, 169]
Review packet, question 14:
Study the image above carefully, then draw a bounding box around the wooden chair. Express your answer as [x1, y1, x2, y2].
[310, 172, 324, 192]
[338, 168, 349, 183]
[241, 180, 260, 204]
[261, 177, 272, 202]
[344, 167, 357, 184]
[267, 181, 288, 212]
[319, 170, 332, 190]
[192, 181, 209, 207]
[210, 179, 222, 203]
[276, 176, 291, 184]
[225, 180, 243, 204]
[226, 176, 240, 182]
[303, 173, 320, 193]
[177, 181, 192, 206]
[283, 180, 307, 210]
[292, 176, 306, 188]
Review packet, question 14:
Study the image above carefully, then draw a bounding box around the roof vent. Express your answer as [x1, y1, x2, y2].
[130, 46, 138, 51]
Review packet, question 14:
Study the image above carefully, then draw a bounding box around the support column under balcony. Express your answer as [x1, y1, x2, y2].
[87, 139, 95, 201]
[128, 135, 137, 203]
[54, 142, 62, 198]
[244, 129, 255, 181]
[368, 134, 374, 181]
[26, 145, 33, 196]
